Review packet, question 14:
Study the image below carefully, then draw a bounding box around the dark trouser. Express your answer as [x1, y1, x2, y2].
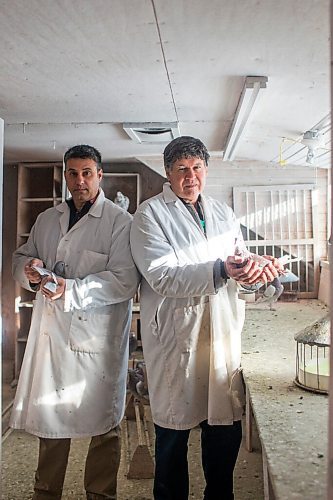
[32, 426, 121, 500]
[153, 420, 242, 500]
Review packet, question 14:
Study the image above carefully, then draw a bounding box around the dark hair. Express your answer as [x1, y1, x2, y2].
[163, 136, 210, 170]
[64, 144, 102, 169]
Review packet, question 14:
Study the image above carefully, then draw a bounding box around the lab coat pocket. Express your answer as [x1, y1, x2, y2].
[75, 250, 108, 279]
[229, 368, 246, 413]
[173, 303, 206, 353]
[69, 310, 109, 354]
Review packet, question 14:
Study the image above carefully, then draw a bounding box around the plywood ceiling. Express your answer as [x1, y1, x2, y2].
[0, 0, 330, 167]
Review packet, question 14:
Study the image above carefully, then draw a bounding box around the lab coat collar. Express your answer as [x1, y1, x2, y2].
[56, 189, 105, 235]
[162, 182, 179, 203]
[162, 183, 208, 235]
[56, 188, 105, 217]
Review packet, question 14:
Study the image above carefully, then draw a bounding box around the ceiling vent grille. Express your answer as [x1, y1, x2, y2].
[123, 122, 180, 143]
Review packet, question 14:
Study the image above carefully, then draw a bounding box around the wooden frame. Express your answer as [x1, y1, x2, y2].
[233, 183, 319, 298]
[102, 173, 140, 214]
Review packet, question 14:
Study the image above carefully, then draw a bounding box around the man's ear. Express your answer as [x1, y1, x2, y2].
[98, 169, 103, 181]
[165, 168, 170, 180]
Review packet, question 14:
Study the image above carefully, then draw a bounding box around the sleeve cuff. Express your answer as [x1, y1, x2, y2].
[213, 259, 229, 290]
[29, 281, 40, 291]
[219, 259, 230, 280]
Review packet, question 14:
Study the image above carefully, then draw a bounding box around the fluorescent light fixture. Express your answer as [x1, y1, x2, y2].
[301, 129, 325, 164]
[223, 76, 268, 161]
[273, 114, 331, 168]
[123, 122, 180, 144]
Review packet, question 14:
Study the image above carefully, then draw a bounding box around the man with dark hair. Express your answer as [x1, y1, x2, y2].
[130, 136, 282, 500]
[11, 144, 139, 499]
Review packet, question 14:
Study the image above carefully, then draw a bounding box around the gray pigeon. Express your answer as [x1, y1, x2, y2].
[127, 361, 149, 402]
[255, 277, 284, 310]
[279, 269, 299, 283]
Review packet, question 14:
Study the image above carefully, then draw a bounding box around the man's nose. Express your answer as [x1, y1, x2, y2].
[185, 169, 195, 179]
[76, 173, 85, 184]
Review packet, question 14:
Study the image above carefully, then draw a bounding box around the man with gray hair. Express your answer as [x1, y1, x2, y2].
[130, 136, 282, 499]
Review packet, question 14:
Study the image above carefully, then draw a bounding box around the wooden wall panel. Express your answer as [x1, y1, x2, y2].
[204, 161, 329, 261]
[2, 165, 18, 374]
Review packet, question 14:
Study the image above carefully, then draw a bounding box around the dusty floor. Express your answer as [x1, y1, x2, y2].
[2, 416, 263, 500]
[7, 297, 320, 499]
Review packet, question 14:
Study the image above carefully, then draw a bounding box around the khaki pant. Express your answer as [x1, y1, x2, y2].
[32, 426, 121, 500]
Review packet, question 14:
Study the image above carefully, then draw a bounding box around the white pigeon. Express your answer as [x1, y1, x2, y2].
[113, 191, 130, 210]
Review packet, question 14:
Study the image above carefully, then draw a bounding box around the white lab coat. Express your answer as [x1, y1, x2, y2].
[130, 183, 246, 430]
[11, 189, 139, 438]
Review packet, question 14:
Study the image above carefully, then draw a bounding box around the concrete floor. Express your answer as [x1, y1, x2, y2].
[6, 295, 308, 499]
[3, 298, 330, 499]
[2, 412, 263, 500]
[2, 288, 329, 499]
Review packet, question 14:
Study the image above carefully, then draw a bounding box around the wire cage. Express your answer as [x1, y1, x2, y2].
[294, 314, 330, 394]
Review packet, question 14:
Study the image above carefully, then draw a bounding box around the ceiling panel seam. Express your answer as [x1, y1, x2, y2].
[151, 0, 178, 122]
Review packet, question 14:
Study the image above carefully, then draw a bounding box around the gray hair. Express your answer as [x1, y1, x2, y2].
[163, 136, 210, 170]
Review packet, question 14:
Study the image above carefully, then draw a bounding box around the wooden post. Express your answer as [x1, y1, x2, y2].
[0, 117, 4, 439]
[328, 3, 333, 498]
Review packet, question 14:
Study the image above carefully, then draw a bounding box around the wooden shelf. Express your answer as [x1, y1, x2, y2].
[21, 197, 57, 202]
[15, 162, 64, 377]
